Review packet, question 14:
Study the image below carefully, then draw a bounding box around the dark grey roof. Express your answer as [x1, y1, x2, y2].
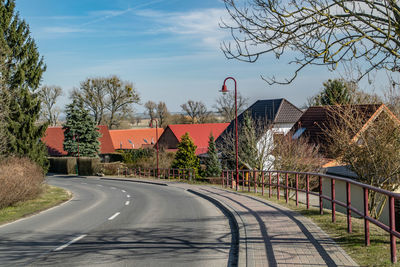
[216, 98, 303, 145]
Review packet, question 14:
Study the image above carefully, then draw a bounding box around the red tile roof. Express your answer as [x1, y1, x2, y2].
[165, 123, 229, 155]
[109, 128, 164, 150]
[42, 126, 115, 156]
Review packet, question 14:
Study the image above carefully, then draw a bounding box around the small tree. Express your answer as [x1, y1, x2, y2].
[309, 79, 352, 106]
[214, 91, 248, 122]
[181, 100, 210, 124]
[63, 100, 100, 157]
[204, 133, 222, 177]
[39, 85, 62, 126]
[172, 132, 200, 177]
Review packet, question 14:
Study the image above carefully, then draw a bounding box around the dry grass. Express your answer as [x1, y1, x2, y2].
[0, 157, 44, 209]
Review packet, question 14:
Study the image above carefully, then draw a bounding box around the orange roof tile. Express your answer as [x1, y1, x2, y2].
[165, 123, 229, 155]
[109, 128, 164, 149]
[42, 126, 115, 156]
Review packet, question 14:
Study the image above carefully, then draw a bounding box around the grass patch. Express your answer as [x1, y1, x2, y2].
[0, 184, 71, 225]
[235, 189, 399, 266]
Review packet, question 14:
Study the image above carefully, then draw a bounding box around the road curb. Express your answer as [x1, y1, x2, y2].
[100, 177, 168, 186]
[187, 189, 243, 267]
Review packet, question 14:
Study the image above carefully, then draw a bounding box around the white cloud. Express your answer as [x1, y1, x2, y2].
[136, 8, 230, 48]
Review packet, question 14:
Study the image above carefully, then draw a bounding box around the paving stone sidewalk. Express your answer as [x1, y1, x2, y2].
[100, 177, 358, 267]
[171, 183, 358, 267]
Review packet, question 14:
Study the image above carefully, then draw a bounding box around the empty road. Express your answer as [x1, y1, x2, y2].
[0, 176, 233, 266]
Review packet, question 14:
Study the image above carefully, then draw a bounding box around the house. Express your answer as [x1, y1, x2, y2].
[289, 104, 400, 227]
[215, 98, 303, 169]
[42, 125, 115, 157]
[109, 128, 164, 150]
[157, 123, 229, 155]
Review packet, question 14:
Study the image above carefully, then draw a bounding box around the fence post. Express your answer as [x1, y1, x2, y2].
[248, 171, 251, 192]
[254, 170, 257, 194]
[285, 173, 289, 204]
[306, 174, 310, 209]
[262, 172, 265, 196]
[269, 172, 272, 198]
[222, 171, 225, 188]
[319, 176, 323, 215]
[277, 172, 280, 200]
[346, 182, 352, 233]
[363, 188, 370, 246]
[390, 196, 397, 263]
[331, 179, 336, 222]
[295, 173, 299, 206]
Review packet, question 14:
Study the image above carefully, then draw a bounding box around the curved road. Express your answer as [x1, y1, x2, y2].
[0, 176, 232, 266]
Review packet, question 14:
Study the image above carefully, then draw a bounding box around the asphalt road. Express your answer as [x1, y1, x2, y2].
[0, 176, 232, 267]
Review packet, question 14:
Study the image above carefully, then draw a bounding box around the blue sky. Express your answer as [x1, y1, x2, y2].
[16, 0, 356, 113]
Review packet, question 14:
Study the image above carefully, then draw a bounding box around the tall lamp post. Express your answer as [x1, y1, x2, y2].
[221, 77, 239, 191]
[149, 119, 159, 178]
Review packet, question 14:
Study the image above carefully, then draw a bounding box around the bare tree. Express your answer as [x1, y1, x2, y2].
[105, 76, 140, 129]
[324, 105, 400, 219]
[72, 76, 140, 129]
[39, 85, 62, 126]
[181, 100, 210, 124]
[222, 1, 400, 84]
[144, 101, 157, 122]
[156, 102, 170, 127]
[71, 78, 107, 125]
[214, 91, 248, 122]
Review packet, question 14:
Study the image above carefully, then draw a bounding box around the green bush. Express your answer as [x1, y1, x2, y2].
[108, 153, 124, 162]
[48, 157, 77, 174]
[117, 149, 154, 164]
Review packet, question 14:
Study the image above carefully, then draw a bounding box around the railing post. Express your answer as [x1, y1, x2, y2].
[277, 172, 280, 200]
[222, 171, 225, 188]
[285, 173, 289, 204]
[363, 188, 370, 246]
[319, 176, 323, 215]
[254, 170, 257, 194]
[295, 173, 299, 206]
[390, 196, 397, 263]
[331, 179, 336, 222]
[248, 171, 251, 192]
[231, 171, 234, 190]
[306, 174, 310, 209]
[269, 172, 272, 198]
[346, 182, 352, 233]
[262, 171, 265, 196]
[242, 171, 245, 191]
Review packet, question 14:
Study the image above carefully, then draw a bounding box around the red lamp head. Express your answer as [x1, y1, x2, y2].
[221, 84, 229, 94]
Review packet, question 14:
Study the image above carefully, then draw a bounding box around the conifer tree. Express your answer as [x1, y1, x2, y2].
[172, 132, 200, 176]
[204, 133, 222, 177]
[63, 100, 100, 157]
[239, 112, 258, 169]
[1, 0, 48, 169]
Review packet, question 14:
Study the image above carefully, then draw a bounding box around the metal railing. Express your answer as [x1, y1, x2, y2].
[117, 167, 195, 181]
[221, 169, 400, 263]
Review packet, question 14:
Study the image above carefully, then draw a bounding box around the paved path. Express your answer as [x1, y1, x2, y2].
[112, 177, 358, 267]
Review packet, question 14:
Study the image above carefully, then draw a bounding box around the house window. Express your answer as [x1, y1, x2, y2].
[292, 127, 306, 139]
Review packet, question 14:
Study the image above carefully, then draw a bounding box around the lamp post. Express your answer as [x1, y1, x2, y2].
[221, 77, 239, 191]
[149, 119, 159, 178]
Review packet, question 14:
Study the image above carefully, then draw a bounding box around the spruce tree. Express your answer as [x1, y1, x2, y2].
[63, 100, 100, 157]
[172, 132, 200, 176]
[1, 0, 48, 169]
[204, 133, 222, 177]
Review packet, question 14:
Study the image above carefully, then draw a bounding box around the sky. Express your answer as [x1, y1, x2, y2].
[15, 0, 376, 113]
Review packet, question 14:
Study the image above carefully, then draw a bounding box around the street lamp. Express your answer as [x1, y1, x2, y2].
[149, 119, 159, 178]
[221, 77, 239, 191]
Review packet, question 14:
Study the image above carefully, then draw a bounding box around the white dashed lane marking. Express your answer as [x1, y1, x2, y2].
[53, 235, 87, 252]
[121, 190, 126, 193]
[125, 201, 130, 206]
[108, 212, 120, 221]
[127, 195, 130, 198]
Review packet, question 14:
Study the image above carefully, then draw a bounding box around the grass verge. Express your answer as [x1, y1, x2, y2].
[237, 189, 399, 267]
[0, 184, 71, 225]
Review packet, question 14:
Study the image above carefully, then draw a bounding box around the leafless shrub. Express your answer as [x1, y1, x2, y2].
[0, 157, 44, 208]
[324, 105, 400, 219]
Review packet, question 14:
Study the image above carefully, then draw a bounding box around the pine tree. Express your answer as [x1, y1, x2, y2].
[1, 0, 48, 169]
[63, 100, 100, 157]
[204, 133, 222, 177]
[172, 132, 200, 176]
[311, 79, 351, 106]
